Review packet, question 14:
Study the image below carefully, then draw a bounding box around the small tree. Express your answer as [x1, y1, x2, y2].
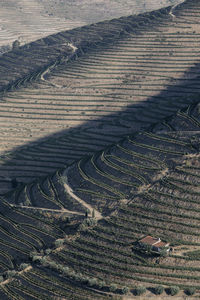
[154, 285, 164, 295]
[19, 263, 29, 271]
[185, 287, 196, 296]
[39, 256, 48, 265]
[88, 278, 98, 287]
[32, 255, 42, 262]
[24, 198, 31, 206]
[85, 209, 90, 218]
[5, 270, 17, 279]
[169, 286, 180, 296]
[0, 276, 3, 283]
[135, 286, 146, 296]
[55, 239, 64, 247]
[45, 249, 52, 255]
[122, 286, 129, 294]
[62, 266, 70, 274]
[159, 248, 168, 257]
[92, 209, 95, 218]
[48, 261, 58, 269]
[110, 283, 118, 292]
[98, 280, 106, 289]
[12, 40, 20, 50]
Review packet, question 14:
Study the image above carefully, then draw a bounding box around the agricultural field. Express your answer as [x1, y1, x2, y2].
[0, 0, 200, 299]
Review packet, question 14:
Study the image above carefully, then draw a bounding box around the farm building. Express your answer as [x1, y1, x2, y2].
[136, 236, 170, 254]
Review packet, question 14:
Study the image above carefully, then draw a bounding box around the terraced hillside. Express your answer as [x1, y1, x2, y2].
[1, 102, 200, 299]
[0, 0, 200, 298]
[0, 0, 200, 195]
[0, 0, 179, 54]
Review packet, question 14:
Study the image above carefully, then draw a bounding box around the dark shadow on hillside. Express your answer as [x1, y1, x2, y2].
[0, 4, 173, 93]
[0, 56, 200, 195]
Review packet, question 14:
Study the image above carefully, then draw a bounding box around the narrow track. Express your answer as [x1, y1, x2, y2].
[63, 167, 103, 220]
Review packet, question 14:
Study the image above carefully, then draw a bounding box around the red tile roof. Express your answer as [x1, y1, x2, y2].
[154, 241, 169, 248]
[139, 235, 159, 246]
[139, 236, 169, 248]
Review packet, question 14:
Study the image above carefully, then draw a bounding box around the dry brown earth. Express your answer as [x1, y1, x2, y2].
[0, 0, 181, 53]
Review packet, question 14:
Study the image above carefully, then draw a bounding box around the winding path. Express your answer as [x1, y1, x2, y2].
[63, 167, 103, 220]
[40, 42, 78, 86]
[169, 0, 185, 19]
[10, 204, 84, 216]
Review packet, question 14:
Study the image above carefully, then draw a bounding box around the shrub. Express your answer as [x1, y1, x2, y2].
[55, 239, 64, 247]
[154, 285, 164, 295]
[29, 250, 39, 259]
[185, 287, 196, 296]
[40, 256, 49, 265]
[159, 248, 168, 257]
[0, 276, 3, 283]
[5, 270, 17, 279]
[85, 218, 97, 227]
[121, 286, 129, 294]
[12, 40, 20, 50]
[135, 286, 146, 296]
[80, 217, 97, 231]
[32, 255, 42, 262]
[82, 276, 90, 284]
[24, 199, 31, 206]
[45, 249, 52, 255]
[74, 273, 83, 282]
[19, 263, 29, 271]
[46, 261, 57, 269]
[92, 209, 95, 218]
[98, 280, 106, 289]
[62, 266, 70, 274]
[68, 270, 76, 279]
[88, 278, 98, 287]
[109, 283, 118, 292]
[168, 286, 180, 296]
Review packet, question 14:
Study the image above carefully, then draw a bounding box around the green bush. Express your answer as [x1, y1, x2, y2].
[19, 263, 29, 271]
[109, 283, 118, 292]
[5, 270, 17, 279]
[62, 266, 70, 274]
[135, 286, 146, 296]
[38, 256, 48, 265]
[168, 286, 180, 296]
[121, 286, 129, 294]
[154, 285, 164, 295]
[12, 40, 20, 50]
[45, 249, 52, 255]
[185, 287, 196, 296]
[24, 199, 31, 206]
[32, 255, 42, 262]
[29, 251, 38, 258]
[98, 280, 106, 289]
[48, 261, 58, 269]
[55, 239, 64, 247]
[88, 278, 98, 287]
[159, 248, 168, 257]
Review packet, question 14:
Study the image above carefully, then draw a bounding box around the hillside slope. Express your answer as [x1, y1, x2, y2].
[0, 0, 180, 54]
[2, 100, 200, 299]
[0, 0, 200, 195]
[0, 0, 200, 299]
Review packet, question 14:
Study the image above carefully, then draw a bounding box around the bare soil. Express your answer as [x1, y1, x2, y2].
[0, 0, 181, 53]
